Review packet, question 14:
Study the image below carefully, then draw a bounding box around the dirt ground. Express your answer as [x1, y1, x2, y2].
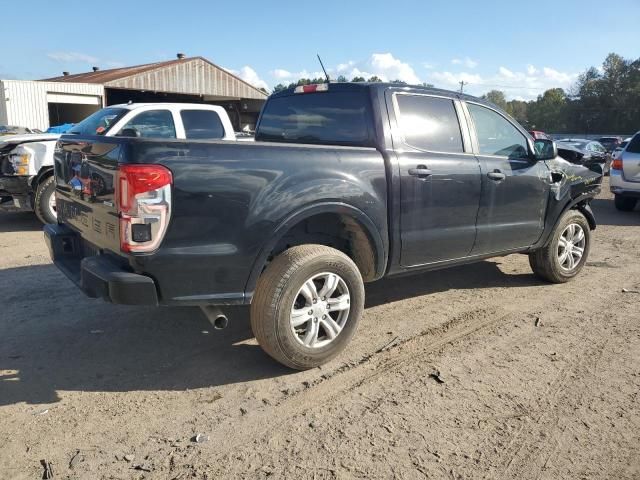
[1, 178, 639, 480]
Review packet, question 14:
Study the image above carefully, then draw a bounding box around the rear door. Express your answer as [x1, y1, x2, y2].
[622, 134, 640, 182]
[463, 102, 549, 254]
[389, 92, 482, 267]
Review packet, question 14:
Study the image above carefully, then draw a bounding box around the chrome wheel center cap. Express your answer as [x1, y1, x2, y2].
[313, 302, 327, 317]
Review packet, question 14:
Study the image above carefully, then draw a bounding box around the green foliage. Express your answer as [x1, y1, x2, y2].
[482, 90, 508, 110]
[368, 76, 383, 83]
[351, 76, 366, 82]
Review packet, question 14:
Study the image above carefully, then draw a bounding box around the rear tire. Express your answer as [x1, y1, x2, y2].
[250, 245, 365, 370]
[529, 209, 590, 283]
[614, 194, 637, 212]
[34, 176, 57, 224]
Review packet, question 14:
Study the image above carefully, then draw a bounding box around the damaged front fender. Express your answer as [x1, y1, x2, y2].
[532, 156, 602, 249]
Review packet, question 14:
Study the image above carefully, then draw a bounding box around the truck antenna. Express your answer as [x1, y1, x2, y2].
[317, 54, 330, 83]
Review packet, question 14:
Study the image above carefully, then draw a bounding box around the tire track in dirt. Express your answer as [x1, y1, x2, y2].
[186, 306, 511, 465]
[495, 333, 609, 479]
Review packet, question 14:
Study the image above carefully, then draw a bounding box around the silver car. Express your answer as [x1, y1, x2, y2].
[610, 132, 640, 211]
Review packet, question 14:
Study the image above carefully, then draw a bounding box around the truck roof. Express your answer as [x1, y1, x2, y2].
[109, 102, 228, 111]
[271, 81, 475, 99]
[268, 81, 499, 110]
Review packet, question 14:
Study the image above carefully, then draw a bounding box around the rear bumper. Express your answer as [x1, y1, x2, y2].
[44, 223, 159, 305]
[610, 170, 640, 196]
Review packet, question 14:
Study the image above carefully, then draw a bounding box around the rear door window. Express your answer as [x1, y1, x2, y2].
[395, 94, 464, 153]
[467, 103, 528, 159]
[626, 134, 640, 153]
[119, 110, 176, 139]
[181, 110, 225, 139]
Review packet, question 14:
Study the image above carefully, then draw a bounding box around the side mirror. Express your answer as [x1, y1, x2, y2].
[117, 128, 140, 138]
[533, 138, 557, 161]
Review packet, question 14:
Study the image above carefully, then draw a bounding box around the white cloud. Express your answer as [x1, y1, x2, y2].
[47, 52, 99, 64]
[452, 57, 478, 69]
[498, 66, 516, 79]
[429, 71, 483, 90]
[427, 65, 579, 100]
[336, 61, 355, 73]
[271, 68, 292, 79]
[230, 66, 269, 90]
[423, 62, 436, 70]
[370, 53, 420, 84]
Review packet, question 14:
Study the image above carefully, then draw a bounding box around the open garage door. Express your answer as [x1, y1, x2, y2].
[47, 92, 102, 127]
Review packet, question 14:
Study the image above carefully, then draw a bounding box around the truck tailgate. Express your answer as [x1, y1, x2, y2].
[54, 137, 121, 254]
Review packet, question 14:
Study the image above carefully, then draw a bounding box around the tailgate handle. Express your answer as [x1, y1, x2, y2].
[408, 165, 433, 178]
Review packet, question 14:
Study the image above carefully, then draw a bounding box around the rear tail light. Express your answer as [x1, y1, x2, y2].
[611, 156, 623, 171]
[294, 83, 329, 94]
[117, 164, 172, 253]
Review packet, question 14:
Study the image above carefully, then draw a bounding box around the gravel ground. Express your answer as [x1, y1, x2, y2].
[1, 179, 639, 479]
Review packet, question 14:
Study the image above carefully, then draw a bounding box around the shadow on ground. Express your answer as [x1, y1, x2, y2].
[0, 258, 540, 406]
[590, 198, 640, 227]
[0, 212, 42, 233]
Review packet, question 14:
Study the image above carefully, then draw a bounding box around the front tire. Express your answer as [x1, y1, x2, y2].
[250, 245, 365, 370]
[529, 210, 591, 283]
[34, 176, 57, 224]
[614, 194, 637, 212]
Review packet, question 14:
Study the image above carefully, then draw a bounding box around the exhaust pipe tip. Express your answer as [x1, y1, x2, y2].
[213, 315, 229, 330]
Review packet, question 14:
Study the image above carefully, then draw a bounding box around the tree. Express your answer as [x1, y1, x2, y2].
[272, 84, 287, 93]
[368, 76, 382, 83]
[391, 79, 407, 85]
[482, 90, 508, 111]
[336, 75, 348, 83]
[351, 76, 366, 82]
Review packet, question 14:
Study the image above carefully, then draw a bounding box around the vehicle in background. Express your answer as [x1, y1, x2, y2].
[597, 136, 622, 153]
[556, 138, 611, 174]
[46, 82, 602, 370]
[0, 125, 42, 135]
[529, 130, 551, 140]
[0, 103, 236, 223]
[612, 137, 632, 160]
[47, 123, 75, 134]
[610, 131, 640, 211]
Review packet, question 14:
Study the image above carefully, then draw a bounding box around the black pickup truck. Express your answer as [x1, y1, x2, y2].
[45, 82, 602, 369]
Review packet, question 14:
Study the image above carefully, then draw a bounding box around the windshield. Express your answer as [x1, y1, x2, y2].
[68, 108, 128, 136]
[256, 91, 374, 147]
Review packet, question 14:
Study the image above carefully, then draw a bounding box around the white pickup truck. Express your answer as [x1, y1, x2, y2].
[0, 103, 236, 223]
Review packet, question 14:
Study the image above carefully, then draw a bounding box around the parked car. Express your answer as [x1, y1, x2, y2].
[46, 82, 602, 369]
[556, 139, 610, 174]
[0, 125, 42, 135]
[597, 136, 623, 153]
[529, 130, 551, 140]
[610, 131, 640, 211]
[1, 103, 236, 224]
[612, 137, 632, 160]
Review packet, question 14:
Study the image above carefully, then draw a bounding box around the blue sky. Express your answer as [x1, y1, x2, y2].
[2, 0, 639, 100]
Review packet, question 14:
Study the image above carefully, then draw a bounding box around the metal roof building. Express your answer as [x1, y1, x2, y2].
[1, 55, 268, 131]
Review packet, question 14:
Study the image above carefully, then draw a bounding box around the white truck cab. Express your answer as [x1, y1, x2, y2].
[0, 103, 236, 223]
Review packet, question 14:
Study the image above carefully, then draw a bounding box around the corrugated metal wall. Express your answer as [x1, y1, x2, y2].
[104, 58, 266, 100]
[0, 82, 7, 126]
[0, 80, 104, 130]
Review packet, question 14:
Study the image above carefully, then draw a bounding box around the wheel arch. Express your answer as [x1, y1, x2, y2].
[244, 202, 387, 301]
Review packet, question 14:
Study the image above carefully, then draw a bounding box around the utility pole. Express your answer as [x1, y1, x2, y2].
[459, 81, 467, 93]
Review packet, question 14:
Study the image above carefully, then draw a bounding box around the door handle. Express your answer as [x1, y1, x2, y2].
[408, 165, 433, 178]
[487, 170, 506, 181]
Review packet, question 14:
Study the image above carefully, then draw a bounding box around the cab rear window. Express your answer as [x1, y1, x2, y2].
[256, 91, 374, 147]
